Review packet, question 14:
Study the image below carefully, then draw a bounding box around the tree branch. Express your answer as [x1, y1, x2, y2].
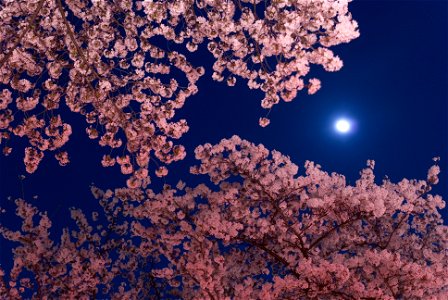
[237, 236, 301, 280]
[55, 0, 100, 80]
[0, 0, 46, 68]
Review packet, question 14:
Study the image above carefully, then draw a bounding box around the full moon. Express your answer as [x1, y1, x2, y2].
[335, 119, 351, 133]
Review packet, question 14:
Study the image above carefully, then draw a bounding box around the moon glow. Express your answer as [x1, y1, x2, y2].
[335, 119, 351, 133]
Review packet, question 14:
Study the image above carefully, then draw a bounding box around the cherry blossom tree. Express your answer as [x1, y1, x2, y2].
[1, 137, 446, 299]
[0, 0, 359, 184]
[2, 1, 445, 299]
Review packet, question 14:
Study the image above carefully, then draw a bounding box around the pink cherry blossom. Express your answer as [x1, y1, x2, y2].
[0, 0, 358, 183]
[2, 137, 446, 298]
[259, 117, 271, 127]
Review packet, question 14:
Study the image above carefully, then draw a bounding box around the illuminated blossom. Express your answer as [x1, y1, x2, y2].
[1, 137, 446, 298]
[55, 151, 70, 166]
[0, 0, 358, 182]
[259, 117, 270, 127]
[308, 78, 322, 95]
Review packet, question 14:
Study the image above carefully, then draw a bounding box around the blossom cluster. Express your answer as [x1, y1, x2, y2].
[1, 137, 446, 298]
[0, 0, 358, 184]
[186, 0, 359, 121]
[0, 0, 203, 185]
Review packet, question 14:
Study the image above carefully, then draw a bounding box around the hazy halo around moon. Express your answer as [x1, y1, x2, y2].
[335, 119, 351, 133]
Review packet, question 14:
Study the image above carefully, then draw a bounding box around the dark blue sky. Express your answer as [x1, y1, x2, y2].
[1, 0, 447, 257]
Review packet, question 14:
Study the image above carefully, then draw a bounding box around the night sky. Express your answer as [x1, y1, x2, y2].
[1, 0, 447, 269]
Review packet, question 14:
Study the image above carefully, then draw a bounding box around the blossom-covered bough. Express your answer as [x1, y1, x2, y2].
[0, 0, 359, 184]
[0, 137, 447, 298]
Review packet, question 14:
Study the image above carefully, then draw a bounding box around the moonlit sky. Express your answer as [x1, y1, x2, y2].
[1, 1, 447, 268]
